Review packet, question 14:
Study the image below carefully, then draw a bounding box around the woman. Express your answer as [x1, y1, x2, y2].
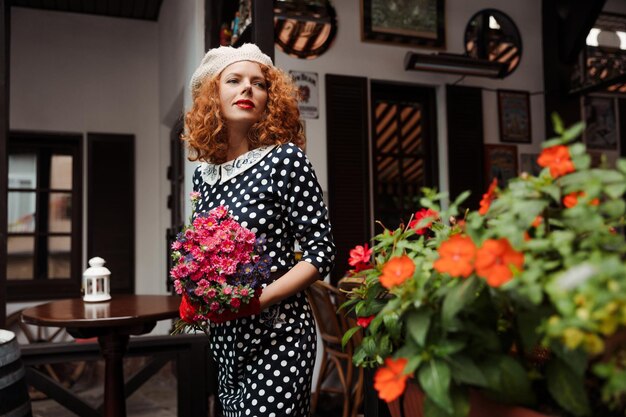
[184, 43, 336, 417]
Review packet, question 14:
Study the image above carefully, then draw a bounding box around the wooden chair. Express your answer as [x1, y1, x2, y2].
[306, 280, 363, 417]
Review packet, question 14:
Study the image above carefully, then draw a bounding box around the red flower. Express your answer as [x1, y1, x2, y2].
[475, 238, 524, 287]
[433, 235, 477, 278]
[379, 255, 416, 289]
[374, 358, 410, 402]
[563, 192, 599, 208]
[537, 145, 575, 178]
[179, 294, 197, 324]
[408, 209, 438, 235]
[479, 179, 498, 215]
[357, 315, 375, 328]
[349, 244, 373, 267]
[229, 297, 241, 308]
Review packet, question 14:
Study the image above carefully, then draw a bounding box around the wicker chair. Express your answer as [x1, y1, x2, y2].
[306, 280, 363, 417]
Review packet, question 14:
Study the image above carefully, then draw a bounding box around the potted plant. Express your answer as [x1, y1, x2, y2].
[341, 116, 626, 417]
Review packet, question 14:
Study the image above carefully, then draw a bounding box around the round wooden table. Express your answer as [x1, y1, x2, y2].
[21, 295, 180, 417]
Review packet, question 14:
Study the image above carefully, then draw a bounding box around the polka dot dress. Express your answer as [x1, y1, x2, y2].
[192, 143, 336, 417]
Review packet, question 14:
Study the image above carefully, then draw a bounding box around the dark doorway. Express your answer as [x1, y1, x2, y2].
[87, 133, 135, 295]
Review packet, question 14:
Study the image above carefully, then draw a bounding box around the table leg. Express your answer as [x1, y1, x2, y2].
[98, 333, 130, 417]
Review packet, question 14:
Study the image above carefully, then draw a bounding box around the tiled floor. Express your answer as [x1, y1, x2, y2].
[30, 360, 350, 417]
[31, 360, 180, 417]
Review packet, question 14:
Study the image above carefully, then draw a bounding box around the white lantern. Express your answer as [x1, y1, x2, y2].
[82, 257, 111, 302]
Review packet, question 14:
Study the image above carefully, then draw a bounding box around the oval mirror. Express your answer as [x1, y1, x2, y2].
[464, 9, 522, 76]
[274, 0, 337, 59]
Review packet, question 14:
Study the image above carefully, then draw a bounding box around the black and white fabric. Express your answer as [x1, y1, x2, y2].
[192, 142, 336, 417]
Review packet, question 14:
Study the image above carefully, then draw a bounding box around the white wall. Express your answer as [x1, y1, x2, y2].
[158, 0, 206, 224]
[275, 0, 546, 197]
[9, 7, 160, 311]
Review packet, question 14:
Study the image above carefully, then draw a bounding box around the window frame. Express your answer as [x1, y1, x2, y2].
[7, 132, 83, 301]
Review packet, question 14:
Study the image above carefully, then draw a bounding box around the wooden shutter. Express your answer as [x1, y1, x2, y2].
[326, 74, 370, 284]
[446, 85, 485, 210]
[87, 133, 135, 294]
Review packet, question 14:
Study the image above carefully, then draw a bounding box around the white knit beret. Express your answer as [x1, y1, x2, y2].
[189, 43, 273, 95]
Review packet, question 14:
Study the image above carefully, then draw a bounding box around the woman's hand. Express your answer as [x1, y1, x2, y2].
[259, 261, 321, 310]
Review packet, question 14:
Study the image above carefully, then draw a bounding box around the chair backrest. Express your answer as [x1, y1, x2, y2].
[306, 281, 352, 348]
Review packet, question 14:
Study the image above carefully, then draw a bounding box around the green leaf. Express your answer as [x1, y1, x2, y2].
[404, 355, 423, 375]
[601, 199, 626, 218]
[546, 358, 591, 416]
[605, 182, 626, 199]
[488, 355, 535, 405]
[384, 313, 402, 339]
[423, 385, 470, 417]
[341, 326, 361, 349]
[551, 344, 588, 377]
[406, 308, 432, 347]
[542, 184, 561, 203]
[551, 113, 565, 135]
[448, 354, 488, 387]
[418, 359, 453, 414]
[361, 336, 378, 356]
[617, 158, 626, 175]
[516, 308, 551, 352]
[562, 121, 585, 142]
[442, 276, 482, 329]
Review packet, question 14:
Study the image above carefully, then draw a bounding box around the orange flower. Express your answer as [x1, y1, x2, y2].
[532, 216, 543, 228]
[379, 255, 415, 289]
[563, 192, 599, 208]
[374, 357, 410, 402]
[537, 145, 575, 178]
[434, 235, 477, 278]
[479, 178, 498, 215]
[475, 239, 524, 287]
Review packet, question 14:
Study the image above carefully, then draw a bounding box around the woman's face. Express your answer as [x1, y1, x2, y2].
[219, 61, 268, 127]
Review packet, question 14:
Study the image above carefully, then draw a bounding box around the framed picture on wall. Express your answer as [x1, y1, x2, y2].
[583, 95, 618, 151]
[484, 144, 518, 188]
[497, 90, 531, 143]
[361, 0, 445, 48]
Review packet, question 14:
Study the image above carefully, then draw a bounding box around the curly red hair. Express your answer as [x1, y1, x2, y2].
[182, 64, 305, 164]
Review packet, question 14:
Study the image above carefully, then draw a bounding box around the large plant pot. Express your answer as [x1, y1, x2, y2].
[387, 381, 552, 417]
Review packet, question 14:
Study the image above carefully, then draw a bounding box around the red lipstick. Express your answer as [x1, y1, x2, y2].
[235, 100, 254, 109]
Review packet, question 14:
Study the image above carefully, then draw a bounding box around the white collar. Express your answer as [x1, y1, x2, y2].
[199, 145, 277, 186]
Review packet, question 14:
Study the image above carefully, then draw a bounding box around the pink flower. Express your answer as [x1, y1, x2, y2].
[189, 191, 201, 202]
[171, 241, 182, 250]
[194, 279, 210, 296]
[349, 244, 373, 266]
[184, 229, 195, 240]
[210, 302, 220, 311]
[223, 286, 233, 295]
[173, 280, 183, 295]
[205, 288, 217, 298]
[230, 298, 241, 308]
[240, 288, 250, 297]
[211, 206, 228, 219]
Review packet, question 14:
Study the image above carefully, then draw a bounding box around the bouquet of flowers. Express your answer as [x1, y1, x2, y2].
[170, 192, 272, 333]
